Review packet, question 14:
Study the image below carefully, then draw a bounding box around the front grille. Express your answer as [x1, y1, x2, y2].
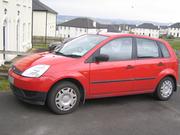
[12, 66, 22, 75]
[10, 84, 37, 98]
[10, 84, 24, 97]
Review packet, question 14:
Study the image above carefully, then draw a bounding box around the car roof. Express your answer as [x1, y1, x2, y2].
[99, 32, 166, 43]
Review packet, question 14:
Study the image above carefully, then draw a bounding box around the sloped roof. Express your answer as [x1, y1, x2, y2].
[137, 23, 159, 30]
[170, 23, 180, 28]
[59, 18, 107, 29]
[160, 25, 168, 29]
[107, 25, 120, 32]
[32, 0, 57, 14]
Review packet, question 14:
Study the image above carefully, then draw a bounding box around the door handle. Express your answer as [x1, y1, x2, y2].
[126, 65, 134, 69]
[157, 62, 164, 66]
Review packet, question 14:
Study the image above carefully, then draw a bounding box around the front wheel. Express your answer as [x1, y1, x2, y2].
[47, 81, 81, 114]
[154, 77, 175, 101]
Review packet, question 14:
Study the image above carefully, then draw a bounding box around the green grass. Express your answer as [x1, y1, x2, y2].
[33, 44, 48, 49]
[0, 77, 9, 91]
[165, 38, 180, 50]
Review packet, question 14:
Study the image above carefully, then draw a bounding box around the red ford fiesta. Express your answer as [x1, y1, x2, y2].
[8, 33, 178, 114]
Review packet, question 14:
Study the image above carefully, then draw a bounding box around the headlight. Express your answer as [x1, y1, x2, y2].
[22, 65, 50, 78]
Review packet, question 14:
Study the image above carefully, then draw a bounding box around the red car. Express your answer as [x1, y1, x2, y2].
[9, 34, 178, 114]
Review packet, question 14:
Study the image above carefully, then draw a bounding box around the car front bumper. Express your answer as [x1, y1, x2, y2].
[10, 84, 47, 105]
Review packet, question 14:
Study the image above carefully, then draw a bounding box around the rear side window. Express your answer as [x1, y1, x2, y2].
[100, 38, 133, 61]
[158, 42, 170, 58]
[136, 38, 159, 58]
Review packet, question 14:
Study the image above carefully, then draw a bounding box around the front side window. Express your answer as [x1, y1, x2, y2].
[137, 38, 159, 58]
[56, 35, 107, 57]
[100, 38, 133, 61]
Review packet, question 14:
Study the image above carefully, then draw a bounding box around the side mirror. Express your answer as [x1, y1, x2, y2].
[95, 54, 109, 62]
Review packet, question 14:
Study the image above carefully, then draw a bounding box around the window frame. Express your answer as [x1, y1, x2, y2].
[86, 37, 136, 63]
[134, 38, 162, 59]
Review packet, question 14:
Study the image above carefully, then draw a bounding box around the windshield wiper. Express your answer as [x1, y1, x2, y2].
[55, 52, 81, 58]
[63, 54, 81, 58]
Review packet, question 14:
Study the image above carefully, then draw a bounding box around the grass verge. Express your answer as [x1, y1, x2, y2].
[165, 38, 180, 50]
[33, 44, 48, 49]
[0, 77, 9, 91]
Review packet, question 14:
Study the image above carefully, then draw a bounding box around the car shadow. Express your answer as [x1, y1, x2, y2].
[13, 93, 157, 114]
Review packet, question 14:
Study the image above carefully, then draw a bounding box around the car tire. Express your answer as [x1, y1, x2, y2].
[47, 81, 81, 115]
[154, 77, 175, 101]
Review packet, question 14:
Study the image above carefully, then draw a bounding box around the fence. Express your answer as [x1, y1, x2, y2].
[32, 36, 63, 48]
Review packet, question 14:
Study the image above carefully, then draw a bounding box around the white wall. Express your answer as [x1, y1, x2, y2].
[0, 0, 3, 65]
[57, 26, 107, 38]
[47, 12, 56, 37]
[168, 28, 180, 37]
[132, 28, 160, 38]
[33, 11, 57, 37]
[159, 28, 168, 35]
[0, 0, 32, 65]
[33, 11, 46, 37]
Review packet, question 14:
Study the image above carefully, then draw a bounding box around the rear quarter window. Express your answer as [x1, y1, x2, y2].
[158, 42, 170, 58]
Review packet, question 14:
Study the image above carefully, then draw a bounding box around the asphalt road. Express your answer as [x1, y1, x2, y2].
[0, 67, 180, 135]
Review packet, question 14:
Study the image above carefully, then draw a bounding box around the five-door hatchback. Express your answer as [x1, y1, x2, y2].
[9, 33, 178, 114]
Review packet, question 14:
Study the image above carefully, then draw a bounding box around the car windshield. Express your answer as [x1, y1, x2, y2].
[55, 35, 108, 57]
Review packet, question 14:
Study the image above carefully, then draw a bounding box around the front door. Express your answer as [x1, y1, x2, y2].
[90, 37, 135, 96]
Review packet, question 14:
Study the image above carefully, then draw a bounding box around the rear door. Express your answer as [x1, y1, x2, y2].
[133, 38, 165, 91]
[89, 37, 136, 96]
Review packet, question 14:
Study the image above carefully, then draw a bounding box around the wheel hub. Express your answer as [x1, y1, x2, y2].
[55, 87, 77, 111]
[160, 80, 173, 98]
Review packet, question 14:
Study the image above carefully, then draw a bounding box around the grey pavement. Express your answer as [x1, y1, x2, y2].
[0, 64, 180, 135]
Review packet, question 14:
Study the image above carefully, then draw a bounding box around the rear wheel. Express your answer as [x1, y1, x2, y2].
[154, 77, 175, 101]
[47, 81, 81, 114]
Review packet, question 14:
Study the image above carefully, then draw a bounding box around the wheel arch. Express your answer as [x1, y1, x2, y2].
[48, 78, 86, 103]
[157, 74, 177, 91]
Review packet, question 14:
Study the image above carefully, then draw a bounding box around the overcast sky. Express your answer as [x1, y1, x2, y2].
[40, 0, 180, 23]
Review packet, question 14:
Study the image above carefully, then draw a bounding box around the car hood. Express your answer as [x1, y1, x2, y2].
[14, 52, 80, 71]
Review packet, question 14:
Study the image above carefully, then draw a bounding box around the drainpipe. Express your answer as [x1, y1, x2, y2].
[45, 11, 48, 45]
[31, 10, 33, 48]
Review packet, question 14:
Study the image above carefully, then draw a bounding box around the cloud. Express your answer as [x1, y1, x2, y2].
[40, 0, 180, 23]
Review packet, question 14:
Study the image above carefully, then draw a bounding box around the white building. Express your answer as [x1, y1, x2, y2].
[168, 23, 180, 38]
[159, 26, 168, 36]
[57, 18, 108, 38]
[0, 0, 32, 65]
[32, 0, 57, 37]
[132, 23, 160, 38]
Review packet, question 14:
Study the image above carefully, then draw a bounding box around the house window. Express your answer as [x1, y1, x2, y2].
[3, 0, 9, 3]
[23, 23, 26, 42]
[16, 20, 20, 51]
[28, 23, 31, 41]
